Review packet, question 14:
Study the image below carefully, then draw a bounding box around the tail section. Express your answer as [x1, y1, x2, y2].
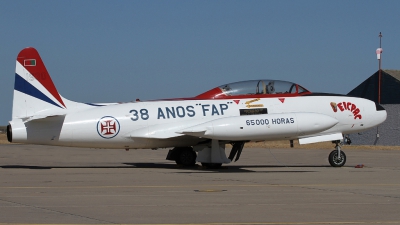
[8, 47, 107, 144]
[9, 47, 116, 144]
[13, 47, 67, 119]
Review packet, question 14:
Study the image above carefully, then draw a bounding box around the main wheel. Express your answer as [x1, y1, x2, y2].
[328, 150, 346, 167]
[175, 147, 197, 167]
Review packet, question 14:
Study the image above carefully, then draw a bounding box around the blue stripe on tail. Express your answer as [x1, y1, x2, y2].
[14, 74, 63, 109]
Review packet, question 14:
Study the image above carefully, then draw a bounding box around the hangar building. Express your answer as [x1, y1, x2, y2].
[347, 70, 400, 146]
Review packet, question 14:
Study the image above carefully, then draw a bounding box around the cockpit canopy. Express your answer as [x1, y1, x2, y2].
[196, 80, 311, 99]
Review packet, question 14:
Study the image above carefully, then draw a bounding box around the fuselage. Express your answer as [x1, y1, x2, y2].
[11, 94, 386, 149]
[8, 47, 388, 168]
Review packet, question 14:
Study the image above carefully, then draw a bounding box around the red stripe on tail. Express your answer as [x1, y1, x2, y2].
[17, 47, 66, 108]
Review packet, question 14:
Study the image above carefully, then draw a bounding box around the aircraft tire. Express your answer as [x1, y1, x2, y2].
[175, 147, 196, 167]
[201, 163, 222, 169]
[328, 150, 346, 167]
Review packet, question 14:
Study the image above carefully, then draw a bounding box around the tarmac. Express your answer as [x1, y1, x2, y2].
[0, 144, 399, 225]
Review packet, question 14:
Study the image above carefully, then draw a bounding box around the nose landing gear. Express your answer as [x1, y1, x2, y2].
[328, 141, 346, 167]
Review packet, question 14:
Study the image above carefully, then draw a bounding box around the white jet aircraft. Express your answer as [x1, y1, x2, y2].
[7, 47, 387, 168]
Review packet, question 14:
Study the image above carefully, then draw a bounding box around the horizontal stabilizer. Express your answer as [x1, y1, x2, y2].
[22, 113, 66, 122]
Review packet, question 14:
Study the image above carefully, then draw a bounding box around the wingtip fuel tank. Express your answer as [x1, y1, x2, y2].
[178, 112, 339, 141]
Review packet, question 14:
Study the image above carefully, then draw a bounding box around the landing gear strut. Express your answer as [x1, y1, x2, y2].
[228, 141, 245, 162]
[328, 141, 346, 167]
[344, 135, 352, 145]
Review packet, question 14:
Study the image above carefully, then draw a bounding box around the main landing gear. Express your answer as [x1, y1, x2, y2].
[328, 140, 346, 167]
[166, 147, 225, 168]
[166, 141, 245, 168]
[166, 147, 197, 167]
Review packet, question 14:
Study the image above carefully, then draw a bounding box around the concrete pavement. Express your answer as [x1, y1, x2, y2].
[0, 144, 399, 224]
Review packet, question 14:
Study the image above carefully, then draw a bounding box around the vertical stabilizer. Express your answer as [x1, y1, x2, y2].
[13, 47, 67, 119]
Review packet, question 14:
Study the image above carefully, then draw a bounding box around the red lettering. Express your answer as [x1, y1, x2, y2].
[346, 102, 352, 110]
[338, 103, 345, 111]
[353, 108, 360, 116]
[351, 104, 356, 112]
[333, 101, 363, 120]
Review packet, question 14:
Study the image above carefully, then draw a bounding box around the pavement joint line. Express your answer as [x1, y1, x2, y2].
[1, 202, 400, 208]
[0, 198, 117, 224]
[0, 183, 400, 189]
[1, 222, 400, 225]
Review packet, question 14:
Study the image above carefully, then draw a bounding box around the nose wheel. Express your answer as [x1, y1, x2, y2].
[328, 141, 346, 167]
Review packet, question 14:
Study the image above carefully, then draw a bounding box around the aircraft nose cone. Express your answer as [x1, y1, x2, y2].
[375, 102, 385, 111]
[374, 102, 387, 126]
[375, 109, 387, 126]
[369, 102, 387, 127]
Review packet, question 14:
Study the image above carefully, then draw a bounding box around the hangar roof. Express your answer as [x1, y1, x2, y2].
[348, 69, 400, 104]
[384, 70, 400, 81]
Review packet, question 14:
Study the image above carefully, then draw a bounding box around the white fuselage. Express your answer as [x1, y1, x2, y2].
[12, 95, 386, 149]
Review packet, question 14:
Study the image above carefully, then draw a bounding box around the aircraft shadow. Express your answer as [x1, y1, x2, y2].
[0, 165, 135, 170]
[125, 163, 328, 173]
[1, 163, 329, 173]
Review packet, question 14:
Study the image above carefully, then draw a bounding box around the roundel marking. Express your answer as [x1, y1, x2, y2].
[97, 116, 120, 139]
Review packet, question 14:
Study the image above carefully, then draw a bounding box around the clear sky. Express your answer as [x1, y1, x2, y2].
[1, 1, 399, 124]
